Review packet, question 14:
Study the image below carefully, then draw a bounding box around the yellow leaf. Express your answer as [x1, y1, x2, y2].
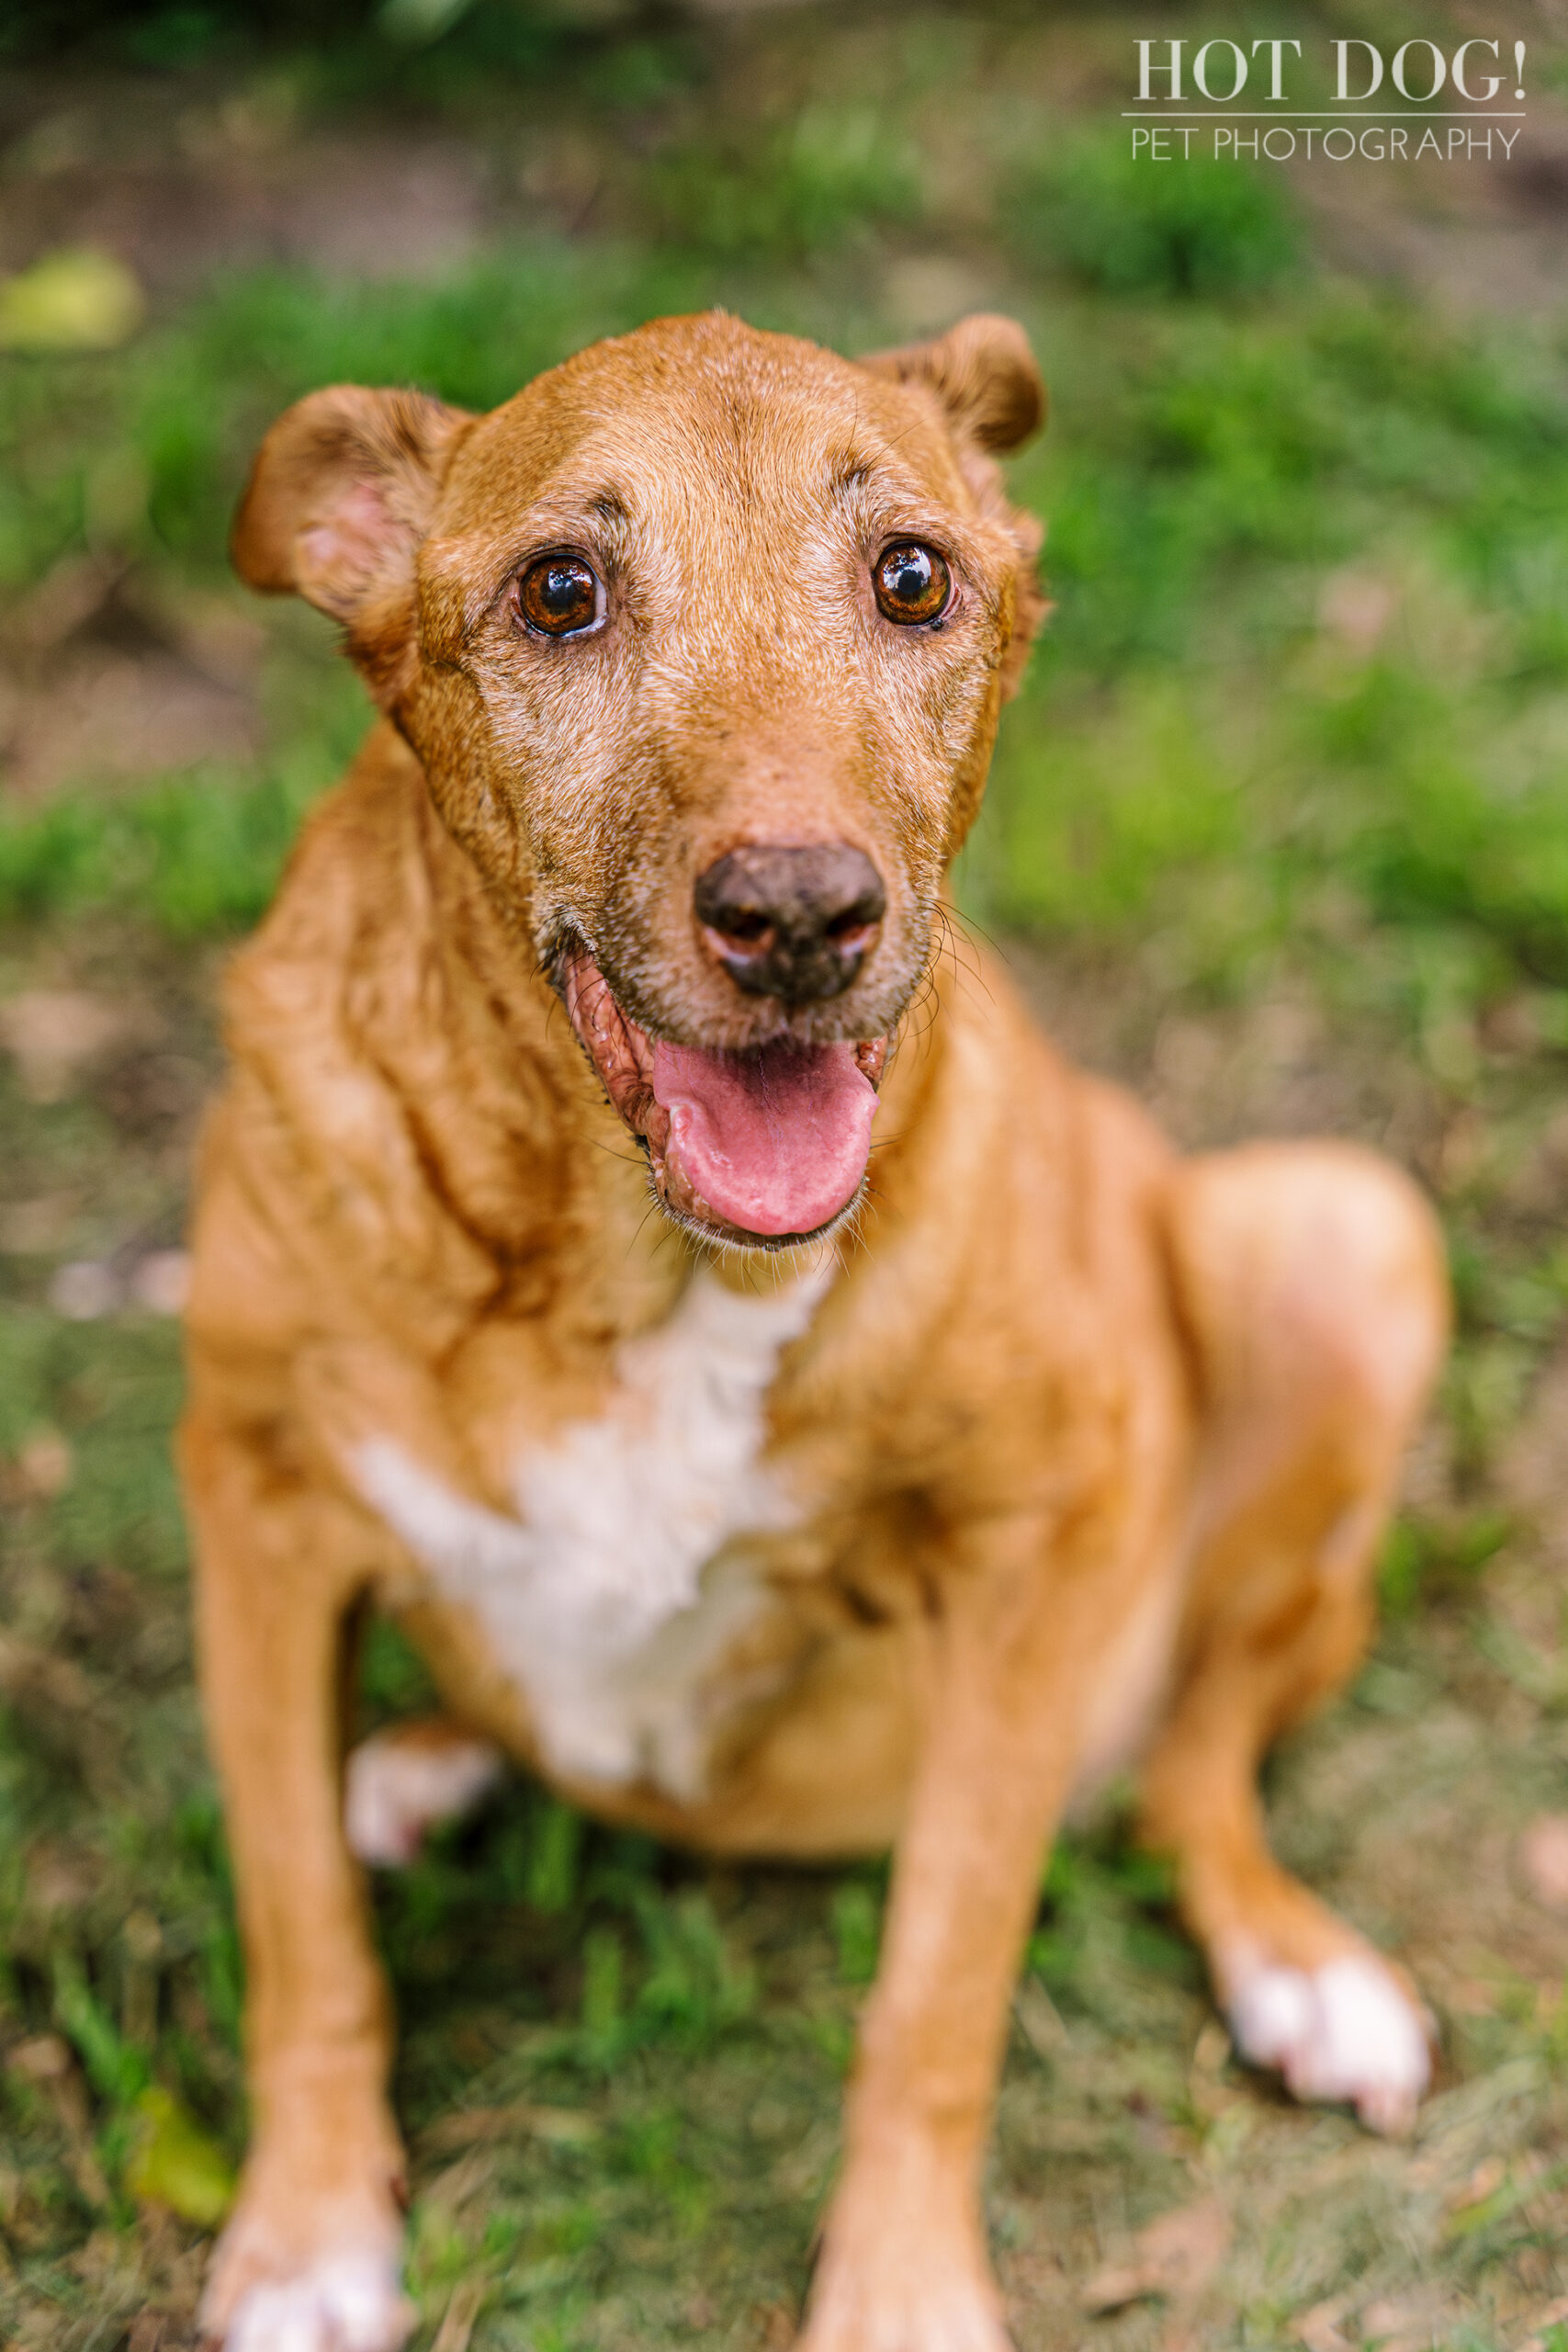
[123, 2085, 235, 2229]
[0, 249, 144, 353]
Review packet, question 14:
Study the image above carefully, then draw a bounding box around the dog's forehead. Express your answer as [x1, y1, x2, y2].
[441, 314, 968, 537]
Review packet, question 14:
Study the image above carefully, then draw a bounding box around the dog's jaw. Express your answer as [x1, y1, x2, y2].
[559, 945, 887, 1250]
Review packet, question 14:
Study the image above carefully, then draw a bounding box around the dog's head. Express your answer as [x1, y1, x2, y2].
[233, 311, 1045, 1250]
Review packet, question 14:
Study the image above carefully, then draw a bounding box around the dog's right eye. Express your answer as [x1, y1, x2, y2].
[516, 556, 604, 638]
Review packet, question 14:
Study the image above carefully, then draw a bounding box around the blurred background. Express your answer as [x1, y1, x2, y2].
[3, 3, 1568, 2346]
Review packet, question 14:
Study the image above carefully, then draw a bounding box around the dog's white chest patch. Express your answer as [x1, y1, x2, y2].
[350, 1264, 830, 1794]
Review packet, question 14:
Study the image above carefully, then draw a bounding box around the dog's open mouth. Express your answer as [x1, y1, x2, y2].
[561, 948, 886, 1246]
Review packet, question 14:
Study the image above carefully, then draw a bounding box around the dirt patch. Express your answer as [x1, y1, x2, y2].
[0, 100, 491, 295]
[1, 558, 265, 797]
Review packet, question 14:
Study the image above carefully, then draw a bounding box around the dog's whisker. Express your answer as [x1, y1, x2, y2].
[936, 903, 996, 1008]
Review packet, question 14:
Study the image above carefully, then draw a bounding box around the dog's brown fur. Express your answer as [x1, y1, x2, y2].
[183, 311, 1449, 2352]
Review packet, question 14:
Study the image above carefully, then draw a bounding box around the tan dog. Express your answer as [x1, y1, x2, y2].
[182, 311, 1449, 2352]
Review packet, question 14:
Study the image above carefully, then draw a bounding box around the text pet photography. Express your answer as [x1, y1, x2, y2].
[1127, 36, 1528, 164]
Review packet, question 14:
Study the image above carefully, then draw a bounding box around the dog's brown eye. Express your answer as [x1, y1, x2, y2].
[874, 542, 951, 627]
[517, 555, 603, 637]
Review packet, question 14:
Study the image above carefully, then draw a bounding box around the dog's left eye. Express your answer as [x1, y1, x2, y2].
[516, 555, 604, 638]
[874, 542, 952, 627]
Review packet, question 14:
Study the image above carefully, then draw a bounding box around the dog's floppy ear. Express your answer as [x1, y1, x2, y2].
[858, 312, 1044, 454]
[231, 384, 474, 702]
[860, 314, 1048, 701]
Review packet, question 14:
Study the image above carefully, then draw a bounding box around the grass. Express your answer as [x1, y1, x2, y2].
[1004, 133, 1303, 299]
[5, 5, 1568, 2345]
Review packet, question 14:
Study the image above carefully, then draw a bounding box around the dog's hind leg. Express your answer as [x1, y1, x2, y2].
[1140, 1141, 1448, 2135]
[344, 1719, 504, 1867]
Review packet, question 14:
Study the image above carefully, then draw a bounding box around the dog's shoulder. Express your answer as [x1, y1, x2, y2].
[223, 719, 434, 1031]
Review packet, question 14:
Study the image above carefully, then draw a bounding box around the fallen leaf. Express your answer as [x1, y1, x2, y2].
[420, 2149, 497, 2220]
[1359, 2294, 1439, 2352]
[1448, 2154, 1506, 2211]
[431, 2277, 485, 2352]
[0, 248, 144, 352]
[1520, 2293, 1568, 2352]
[1294, 2301, 1352, 2352]
[51, 1261, 120, 1320]
[1520, 1815, 1568, 1912]
[0, 990, 140, 1100]
[1191, 2019, 1232, 2075]
[0, 1195, 79, 1254]
[123, 2084, 235, 2229]
[1080, 2198, 1231, 2313]
[7, 2032, 74, 2083]
[1, 1637, 94, 1715]
[1319, 568, 1396, 657]
[1015, 1974, 1069, 2059]
[130, 1250, 191, 1317]
[10, 1428, 73, 1502]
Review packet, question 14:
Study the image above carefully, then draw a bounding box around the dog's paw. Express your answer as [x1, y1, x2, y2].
[200, 2165, 411, 2352]
[206, 2247, 412, 2352]
[344, 1728, 502, 1868]
[1227, 1951, 1431, 2135]
[797, 2240, 1011, 2352]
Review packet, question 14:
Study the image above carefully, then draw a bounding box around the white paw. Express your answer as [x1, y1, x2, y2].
[801, 2226, 1010, 2352]
[1227, 1951, 1431, 2134]
[799, 2281, 1010, 2352]
[220, 2250, 413, 2352]
[344, 1731, 502, 1868]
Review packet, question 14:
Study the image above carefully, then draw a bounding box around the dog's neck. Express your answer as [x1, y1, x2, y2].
[242, 720, 951, 1342]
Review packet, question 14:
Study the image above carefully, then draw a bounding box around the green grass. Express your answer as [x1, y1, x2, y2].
[6, 8, 1568, 2345]
[976, 298, 1568, 984]
[1004, 133, 1302, 300]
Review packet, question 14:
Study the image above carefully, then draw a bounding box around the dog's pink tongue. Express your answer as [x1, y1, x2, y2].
[650, 1038, 878, 1238]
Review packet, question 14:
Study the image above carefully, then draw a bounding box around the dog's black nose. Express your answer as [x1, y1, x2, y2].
[694, 843, 886, 1004]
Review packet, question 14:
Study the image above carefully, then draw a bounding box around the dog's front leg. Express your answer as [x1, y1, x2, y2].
[183, 1410, 412, 2352]
[800, 1512, 1101, 2352]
